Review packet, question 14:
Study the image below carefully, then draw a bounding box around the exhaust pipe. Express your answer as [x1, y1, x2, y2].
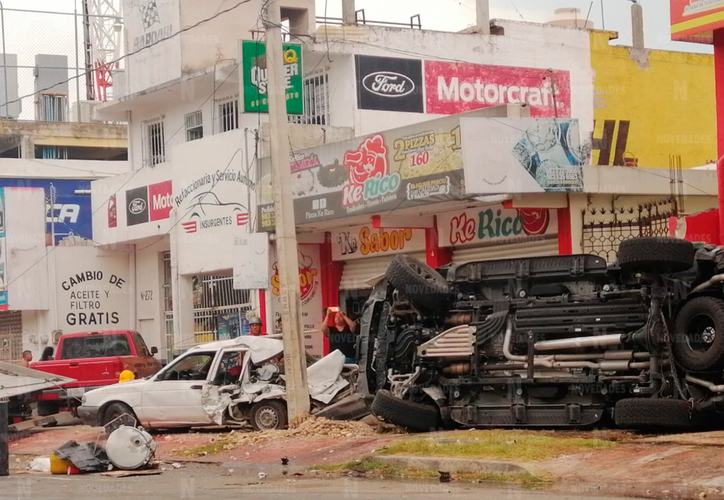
[534, 334, 625, 352]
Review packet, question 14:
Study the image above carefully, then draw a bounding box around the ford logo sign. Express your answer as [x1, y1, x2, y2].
[129, 198, 146, 215]
[362, 71, 414, 98]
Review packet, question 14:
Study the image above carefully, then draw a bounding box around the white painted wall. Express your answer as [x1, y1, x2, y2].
[0, 159, 129, 180]
[135, 238, 170, 357]
[5, 188, 48, 311]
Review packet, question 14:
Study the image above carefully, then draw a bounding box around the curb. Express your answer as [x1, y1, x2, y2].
[373, 455, 533, 475]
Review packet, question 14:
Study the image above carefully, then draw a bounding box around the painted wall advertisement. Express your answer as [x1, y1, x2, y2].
[355, 55, 424, 113]
[258, 111, 478, 229]
[437, 206, 558, 248]
[331, 224, 426, 261]
[55, 247, 130, 334]
[425, 60, 571, 117]
[670, 0, 724, 42]
[268, 244, 324, 357]
[240, 40, 303, 115]
[461, 118, 589, 195]
[0, 189, 7, 311]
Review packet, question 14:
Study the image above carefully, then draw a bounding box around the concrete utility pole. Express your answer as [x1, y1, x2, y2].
[342, 0, 356, 26]
[631, 1, 645, 50]
[476, 0, 491, 35]
[262, 2, 310, 425]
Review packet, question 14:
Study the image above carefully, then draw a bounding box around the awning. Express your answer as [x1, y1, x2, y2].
[0, 362, 76, 399]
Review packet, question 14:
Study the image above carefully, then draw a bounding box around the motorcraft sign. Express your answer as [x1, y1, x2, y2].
[356, 55, 424, 113]
[425, 60, 571, 118]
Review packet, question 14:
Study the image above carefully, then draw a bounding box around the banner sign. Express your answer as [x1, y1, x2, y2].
[355, 55, 424, 113]
[438, 206, 558, 248]
[0, 189, 7, 310]
[125, 180, 173, 227]
[241, 40, 303, 115]
[258, 111, 484, 229]
[331, 224, 426, 261]
[670, 0, 724, 43]
[233, 233, 270, 289]
[425, 60, 571, 118]
[461, 118, 588, 195]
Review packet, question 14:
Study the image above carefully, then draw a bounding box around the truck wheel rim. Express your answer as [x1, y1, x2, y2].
[687, 315, 717, 352]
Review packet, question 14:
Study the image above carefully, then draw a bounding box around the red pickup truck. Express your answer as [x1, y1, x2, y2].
[30, 330, 162, 416]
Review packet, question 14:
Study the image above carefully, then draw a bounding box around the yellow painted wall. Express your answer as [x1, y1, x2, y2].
[590, 31, 716, 168]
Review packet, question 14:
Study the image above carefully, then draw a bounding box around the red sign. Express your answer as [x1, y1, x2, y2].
[671, 0, 724, 43]
[148, 181, 173, 222]
[425, 60, 571, 118]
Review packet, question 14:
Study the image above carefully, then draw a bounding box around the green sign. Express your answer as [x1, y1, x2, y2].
[241, 40, 303, 115]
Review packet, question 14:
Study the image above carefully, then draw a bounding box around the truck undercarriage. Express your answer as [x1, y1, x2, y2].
[360, 238, 724, 431]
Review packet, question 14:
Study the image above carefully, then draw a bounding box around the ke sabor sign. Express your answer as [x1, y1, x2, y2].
[241, 40, 303, 115]
[331, 224, 426, 261]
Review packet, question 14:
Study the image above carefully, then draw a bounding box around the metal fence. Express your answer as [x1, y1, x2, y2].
[0, 4, 123, 122]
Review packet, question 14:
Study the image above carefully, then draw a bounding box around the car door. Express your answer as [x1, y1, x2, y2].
[141, 350, 218, 426]
[210, 348, 249, 387]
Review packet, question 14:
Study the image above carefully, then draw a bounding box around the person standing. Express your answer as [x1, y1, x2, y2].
[321, 308, 357, 363]
[21, 350, 32, 367]
[249, 317, 267, 336]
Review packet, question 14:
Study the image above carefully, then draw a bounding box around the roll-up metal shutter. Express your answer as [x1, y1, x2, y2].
[452, 236, 559, 265]
[339, 252, 427, 290]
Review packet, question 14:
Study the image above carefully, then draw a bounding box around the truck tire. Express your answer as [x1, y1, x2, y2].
[371, 390, 439, 432]
[614, 398, 691, 430]
[674, 297, 724, 372]
[617, 237, 695, 274]
[387, 255, 450, 311]
[250, 400, 288, 431]
[37, 401, 60, 417]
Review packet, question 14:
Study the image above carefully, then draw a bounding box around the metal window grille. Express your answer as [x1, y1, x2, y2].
[144, 118, 166, 166]
[289, 68, 329, 126]
[192, 275, 252, 345]
[38, 94, 68, 122]
[217, 96, 239, 133]
[582, 198, 678, 262]
[185, 110, 204, 142]
[163, 252, 174, 361]
[0, 311, 23, 363]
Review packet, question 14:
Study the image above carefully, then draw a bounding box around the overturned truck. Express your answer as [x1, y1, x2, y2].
[361, 237, 724, 431]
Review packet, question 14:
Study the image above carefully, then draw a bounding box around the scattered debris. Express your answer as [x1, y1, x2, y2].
[281, 457, 289, 466]
[54, 441, 109, 473]
[28, 457, 51, 473]
[438, 471, 451, 483]
[258, 472, 268, 480]
[106, 427, 157, 471]
[171, 463, 184, 469]
[101, 470, 163, 478]
[198, 451, 208, 457]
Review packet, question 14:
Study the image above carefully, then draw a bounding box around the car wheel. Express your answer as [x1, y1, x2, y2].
[674, 296, 724, 372]
[102, 402, 138, 435]
[371, 390, 440, 432]
[614, 398, 692, 430]
[250, 400, 288, 431]
[617, 237, 695, 274]
[387, 255, 450, 311]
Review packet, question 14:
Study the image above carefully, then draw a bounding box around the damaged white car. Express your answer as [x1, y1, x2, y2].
[77, 337, 367, 431]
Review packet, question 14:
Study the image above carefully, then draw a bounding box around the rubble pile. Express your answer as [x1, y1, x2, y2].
[227, 417, 377, 448]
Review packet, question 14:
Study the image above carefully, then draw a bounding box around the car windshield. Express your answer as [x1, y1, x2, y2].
[157, 352, 216, 381]
[60, 334, 131, 359]
[132, 333, 151, 356]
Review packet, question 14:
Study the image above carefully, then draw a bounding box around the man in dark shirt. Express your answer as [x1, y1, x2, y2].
[321, 308, 357, 363]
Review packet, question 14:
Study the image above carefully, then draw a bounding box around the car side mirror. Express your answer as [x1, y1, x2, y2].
[151, 346, 159, 356]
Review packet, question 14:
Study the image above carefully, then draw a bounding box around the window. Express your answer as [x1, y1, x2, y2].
[132, 333, 151, 357]
[144, 117, 166, 166]
[158, 352, 216, 381]
[213, 350, 245, 385]
[60, 334, 131, 360]
[289, 68, 329, 126]
[217, 96, 239, 133]
[38, 93, 68, 122]
[185, 110, 203, 142]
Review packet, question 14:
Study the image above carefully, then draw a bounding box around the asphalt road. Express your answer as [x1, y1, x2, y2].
[1, 463, 647, 500]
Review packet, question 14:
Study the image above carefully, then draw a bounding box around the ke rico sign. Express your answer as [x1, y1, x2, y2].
[55, 247, 130, 334]
[257, 111, 477, 230]
[425, 60, 571, 118]
[241, 40, 303, 115]
[437, 207, 558, 247]
[331, 224, 426, 261]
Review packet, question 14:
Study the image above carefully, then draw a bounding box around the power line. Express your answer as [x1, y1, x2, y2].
[508, 0, 527, 21]
[0, 0, 254, 109]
